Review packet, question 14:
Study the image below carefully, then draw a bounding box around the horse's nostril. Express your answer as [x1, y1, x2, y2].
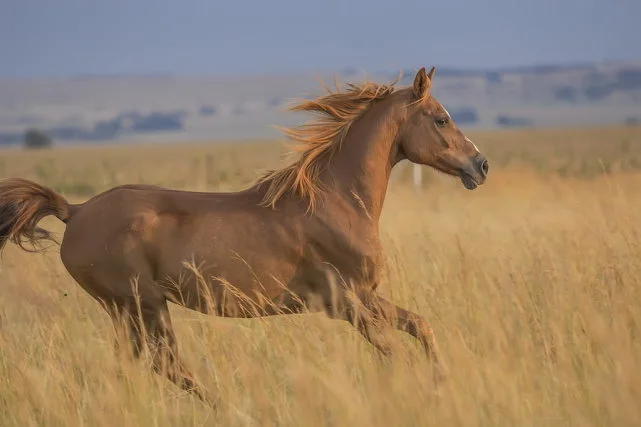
[480, 159, 489, 177]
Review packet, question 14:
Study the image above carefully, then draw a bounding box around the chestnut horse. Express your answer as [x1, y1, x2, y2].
[0, 67, 488, 403]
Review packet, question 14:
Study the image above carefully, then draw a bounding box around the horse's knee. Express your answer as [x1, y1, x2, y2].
[405, 315, 435, 339]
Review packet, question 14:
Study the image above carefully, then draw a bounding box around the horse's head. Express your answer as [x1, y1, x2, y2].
[397, 67, 488, 190]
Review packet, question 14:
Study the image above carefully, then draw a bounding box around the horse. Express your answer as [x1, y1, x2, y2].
[0, 66, 488, 403]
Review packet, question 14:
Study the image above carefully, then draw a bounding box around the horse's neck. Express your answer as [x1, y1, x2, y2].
[323, 101, 401, 222]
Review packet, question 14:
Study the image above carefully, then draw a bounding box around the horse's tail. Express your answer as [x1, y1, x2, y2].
[0, 177, 74, 254]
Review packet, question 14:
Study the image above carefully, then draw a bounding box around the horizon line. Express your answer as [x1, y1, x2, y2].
[1, 58, 639, 82]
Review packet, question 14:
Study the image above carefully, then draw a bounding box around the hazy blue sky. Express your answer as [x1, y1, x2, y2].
[1, 0, 640, 78]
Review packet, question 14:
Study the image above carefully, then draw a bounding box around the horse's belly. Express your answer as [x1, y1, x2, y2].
[156, 245, 301, 316]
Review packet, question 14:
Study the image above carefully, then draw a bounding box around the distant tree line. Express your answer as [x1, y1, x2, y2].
[496, 115, 532, 127]
[555, 66, 641, 102]
[9, 110, 187, 145]
[0, 100, 294, 147]
[3, 65, 640, 148]
[3, 104, 542, 148]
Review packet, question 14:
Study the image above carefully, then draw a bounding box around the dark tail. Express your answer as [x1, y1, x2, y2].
[0, 177, 73, 254]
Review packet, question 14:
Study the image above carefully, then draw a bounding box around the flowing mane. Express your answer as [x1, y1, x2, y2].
[256, 76, 401, 212]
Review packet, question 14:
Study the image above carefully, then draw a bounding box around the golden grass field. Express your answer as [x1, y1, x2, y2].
[1, 125, 641, 426]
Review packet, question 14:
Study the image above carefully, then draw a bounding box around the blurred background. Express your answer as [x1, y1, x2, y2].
[1, 0, 641, 147]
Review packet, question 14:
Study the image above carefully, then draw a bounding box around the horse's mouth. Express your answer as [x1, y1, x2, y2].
[460, 172, 479, 190]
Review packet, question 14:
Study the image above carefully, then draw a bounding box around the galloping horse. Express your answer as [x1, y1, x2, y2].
[0, 67, 488, 402]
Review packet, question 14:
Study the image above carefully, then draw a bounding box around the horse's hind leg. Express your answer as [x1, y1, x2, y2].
[61, 228, 211, 403]
[108, 298, 210, 403]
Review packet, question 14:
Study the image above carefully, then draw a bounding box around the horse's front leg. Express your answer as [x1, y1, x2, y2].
[334, 288, 446, 385]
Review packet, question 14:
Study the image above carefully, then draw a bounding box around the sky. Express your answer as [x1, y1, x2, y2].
[1, 0, 640, 78]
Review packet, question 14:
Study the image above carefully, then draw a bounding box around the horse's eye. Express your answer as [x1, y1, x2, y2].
[435, 117, 449, 127]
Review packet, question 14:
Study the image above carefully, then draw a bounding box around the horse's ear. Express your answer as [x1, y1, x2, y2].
[413, 67, 431, 100]
[427, 66, 436, 80]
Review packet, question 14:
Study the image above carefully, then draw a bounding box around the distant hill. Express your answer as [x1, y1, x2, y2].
[1, 60, 640, 146]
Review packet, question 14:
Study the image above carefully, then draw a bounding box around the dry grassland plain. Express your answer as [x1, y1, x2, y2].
[0, 125, 641, 426]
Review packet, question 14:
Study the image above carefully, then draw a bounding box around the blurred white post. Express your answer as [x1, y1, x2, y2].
[412, 163, 422, 193]
[390, 162, 424, 191]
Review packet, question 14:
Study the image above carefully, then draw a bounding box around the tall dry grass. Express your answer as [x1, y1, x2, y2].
[0, 126, 640, 426]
